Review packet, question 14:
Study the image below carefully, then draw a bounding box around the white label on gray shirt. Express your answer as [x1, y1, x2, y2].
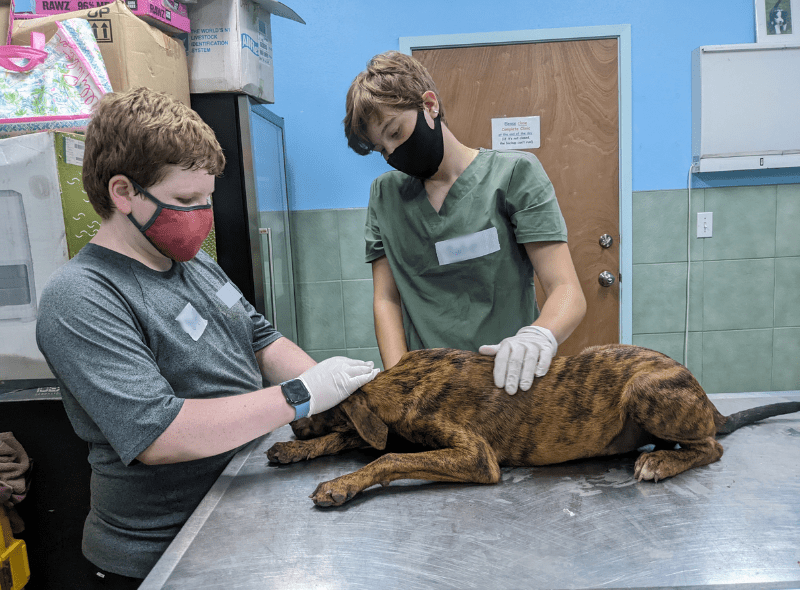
[176, 302, 208, 341]
[216, 281, 241, 309]
[435, 226, 501, 266]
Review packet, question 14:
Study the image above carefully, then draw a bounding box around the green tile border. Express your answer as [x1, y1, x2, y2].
[776, 184, 800, 257]
[773, 328, 800, 391]
[701, 329, 773, 394]
[337, 208, 372, 280]
[293, 185, 800, 393]
[702, 259, 775, 331]
[342, 279, 378, 349]
[290, 209, 342, 283]
[702, 185, 777, 261]
[632, 262, 702, 334]
[775, 257, 800, 328]
[632, 189, 705, 264]
[294, 281, 345, 351]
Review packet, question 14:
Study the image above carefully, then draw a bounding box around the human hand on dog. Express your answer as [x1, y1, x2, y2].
[478, 325, 558, 394]
[299, 357, 380, 416]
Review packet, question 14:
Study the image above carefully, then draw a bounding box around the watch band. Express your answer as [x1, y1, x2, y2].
[293, 400, 310, 421]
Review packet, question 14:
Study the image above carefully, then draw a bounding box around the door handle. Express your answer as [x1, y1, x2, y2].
[599, 234, 613, 249]
[259, 227, 278, 329]
[598, 271, 616, 287]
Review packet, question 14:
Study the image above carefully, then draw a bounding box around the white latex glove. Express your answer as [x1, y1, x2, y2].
[298, 357, 380, 416]
[478, 326, 558, 394]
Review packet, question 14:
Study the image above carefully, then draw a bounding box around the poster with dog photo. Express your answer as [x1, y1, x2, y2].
[755, 0, 796, 42]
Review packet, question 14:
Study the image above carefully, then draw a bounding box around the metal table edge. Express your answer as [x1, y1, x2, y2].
[139, 433, 272, 588]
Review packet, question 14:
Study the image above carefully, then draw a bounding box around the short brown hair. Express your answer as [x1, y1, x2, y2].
[83, 87, 226, 219]
[344, 51, 446, 155]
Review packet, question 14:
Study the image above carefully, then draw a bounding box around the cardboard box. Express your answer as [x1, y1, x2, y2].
[185, 0, 303, 102]
[1, 0, 12, 44]
[0, 131, 95, 381]
[13, 0, 189, 35]
[12, 0, 190, 105]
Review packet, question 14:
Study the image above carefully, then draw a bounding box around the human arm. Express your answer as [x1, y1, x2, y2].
[372, 255, 407, 369]
[138, 337, 377, 464]
[524, 241, 586, 344]
[137, 350, 379, 465]
[136, 383, 294, 464]
[255, 335, 317, 385]
[137, 337, 314, 465]
[479, 241, 586, 393]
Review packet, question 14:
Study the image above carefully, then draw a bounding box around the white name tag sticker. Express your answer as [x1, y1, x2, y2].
[435, 227, 501, 266]
[216, 281, 241, 309]
[176, 302, 208, 341]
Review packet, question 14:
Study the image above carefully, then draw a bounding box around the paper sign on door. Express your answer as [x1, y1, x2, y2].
[491, 116, 541, 150]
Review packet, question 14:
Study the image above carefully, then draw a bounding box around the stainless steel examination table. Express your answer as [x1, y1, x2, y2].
[141, 392, 800, 590]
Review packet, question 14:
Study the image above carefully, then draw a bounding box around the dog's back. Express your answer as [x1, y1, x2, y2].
[358, 344, 721, 466]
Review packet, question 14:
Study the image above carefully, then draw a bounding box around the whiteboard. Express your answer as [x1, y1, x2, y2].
[691, 43, 800, 167]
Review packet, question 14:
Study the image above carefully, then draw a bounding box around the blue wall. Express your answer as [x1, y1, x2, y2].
[268, 0, 757, 211]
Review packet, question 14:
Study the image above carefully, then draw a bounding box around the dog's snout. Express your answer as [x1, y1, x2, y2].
[290, 417, 315, 439]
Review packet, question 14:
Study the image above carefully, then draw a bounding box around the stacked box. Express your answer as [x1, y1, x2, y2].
[1, 0, 12, 44]
[13, 0, 189, 35]
[12, 0, 190, 105]
[185, 0, 303, 102]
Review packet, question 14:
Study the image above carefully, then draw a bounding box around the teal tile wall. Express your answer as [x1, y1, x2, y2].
[291, 183, 800, 392]
[632, 183, 800, 393]
[290, 209, 383, 369]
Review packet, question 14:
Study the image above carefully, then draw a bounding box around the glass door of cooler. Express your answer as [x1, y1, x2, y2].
[0, 190, 36, 323]
[240, 98, 298, 343]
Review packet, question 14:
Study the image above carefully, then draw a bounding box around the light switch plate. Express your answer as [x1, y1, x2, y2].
[697, 212, 713, 238]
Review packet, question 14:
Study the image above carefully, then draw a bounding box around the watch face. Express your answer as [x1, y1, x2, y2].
[282, 379, 311, 405]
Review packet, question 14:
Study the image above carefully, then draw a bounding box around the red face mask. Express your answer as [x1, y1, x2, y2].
[126, 178, 214, 262]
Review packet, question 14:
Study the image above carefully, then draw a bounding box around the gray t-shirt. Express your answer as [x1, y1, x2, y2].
[36, 244, 281, 577]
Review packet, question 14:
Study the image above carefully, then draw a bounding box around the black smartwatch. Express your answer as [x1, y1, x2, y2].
[280, 378, 311, 421]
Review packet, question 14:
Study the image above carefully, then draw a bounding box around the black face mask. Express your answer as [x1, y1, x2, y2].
[386, 110, 444, 179]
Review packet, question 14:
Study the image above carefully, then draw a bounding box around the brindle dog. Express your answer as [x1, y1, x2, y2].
[266, 345, 800, 506]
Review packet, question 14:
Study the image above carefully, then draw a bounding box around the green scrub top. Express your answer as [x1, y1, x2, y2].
[365, 148, 568, 353]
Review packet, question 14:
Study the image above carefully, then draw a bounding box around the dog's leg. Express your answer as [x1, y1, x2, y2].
[310, 435, 501, 506]
[627, 374, 723, 481]
[634, 437, 722, 482]
[267, 431, 365, 464]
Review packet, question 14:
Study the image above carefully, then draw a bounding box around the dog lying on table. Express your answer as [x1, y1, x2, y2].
[266, 344, 800, 507]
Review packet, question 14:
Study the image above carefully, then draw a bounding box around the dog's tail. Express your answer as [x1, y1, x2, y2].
[717, 401, 800, 435]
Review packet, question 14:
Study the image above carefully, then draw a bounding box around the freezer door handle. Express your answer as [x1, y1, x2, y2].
[259, 227, 278, 329]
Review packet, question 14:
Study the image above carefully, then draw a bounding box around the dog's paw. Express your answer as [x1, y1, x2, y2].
[266, 441, 306, 464]
[634, 450, 677, 482]
[310, 477, 361, 507]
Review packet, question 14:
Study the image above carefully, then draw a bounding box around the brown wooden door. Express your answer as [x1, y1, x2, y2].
[413, 39, 619, 356]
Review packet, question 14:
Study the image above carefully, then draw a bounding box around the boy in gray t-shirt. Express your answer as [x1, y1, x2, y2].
[36, 88, 378, 584]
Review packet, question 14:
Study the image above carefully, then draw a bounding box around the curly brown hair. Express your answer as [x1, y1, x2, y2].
[83, 87, 226, 219]
[343, 51, 446, 156]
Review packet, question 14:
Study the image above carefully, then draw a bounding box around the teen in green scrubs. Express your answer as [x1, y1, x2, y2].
[345, 51, 587, 394]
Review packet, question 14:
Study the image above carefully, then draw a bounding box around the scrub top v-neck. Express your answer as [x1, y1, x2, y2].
[365, 148, 568, 353]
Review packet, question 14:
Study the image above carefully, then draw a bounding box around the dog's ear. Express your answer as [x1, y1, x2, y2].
[340, 395, 388, 450]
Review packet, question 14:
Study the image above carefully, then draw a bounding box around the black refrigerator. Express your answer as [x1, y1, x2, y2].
[191, 93, 298, 343]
